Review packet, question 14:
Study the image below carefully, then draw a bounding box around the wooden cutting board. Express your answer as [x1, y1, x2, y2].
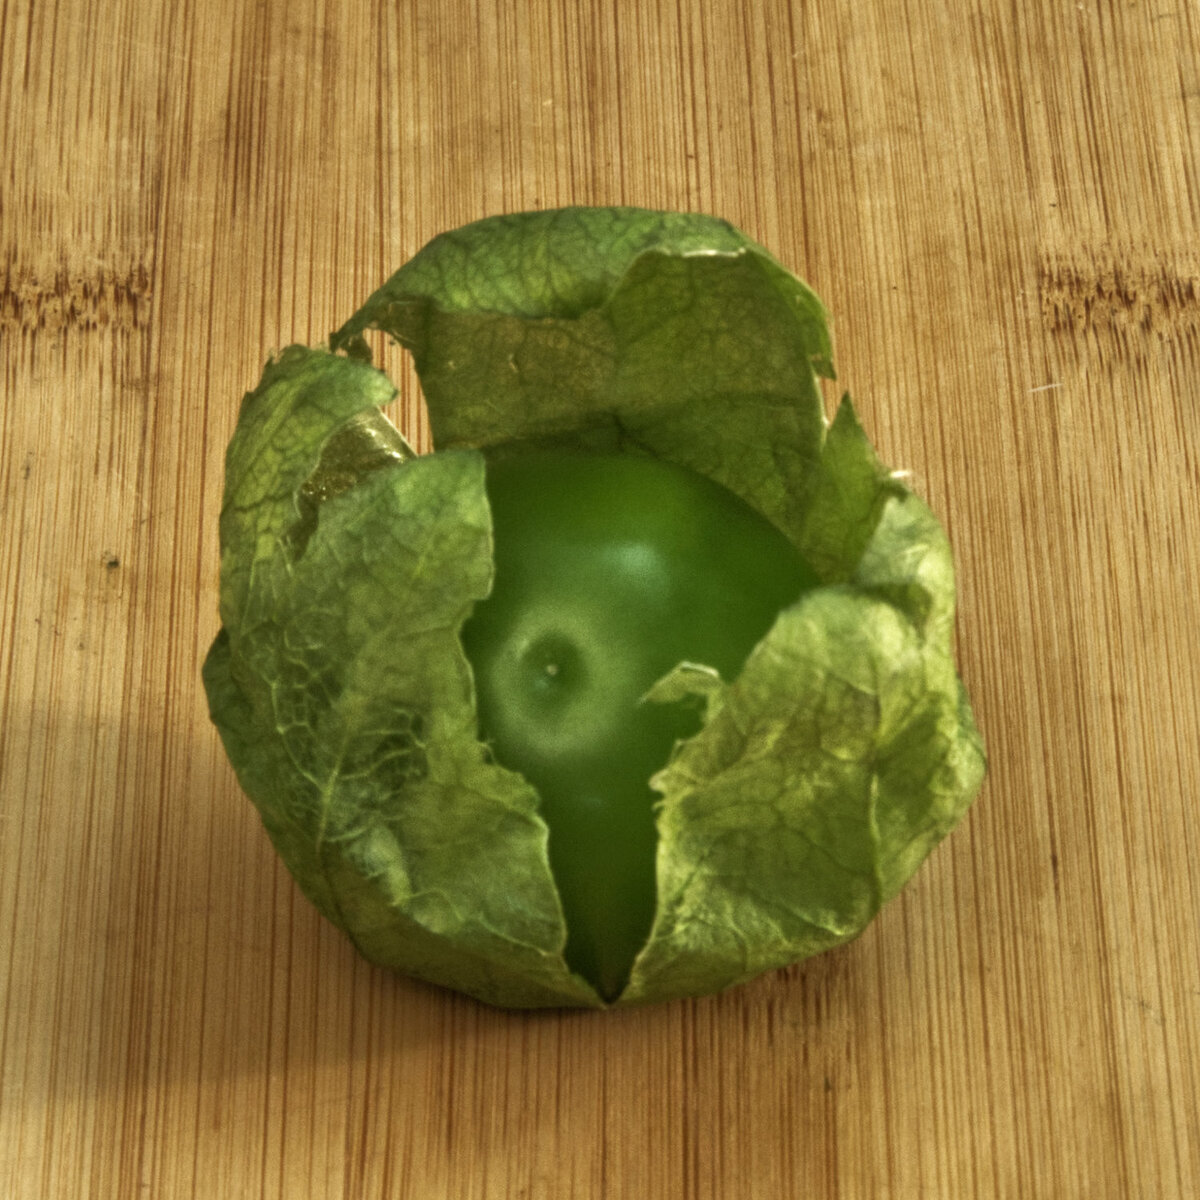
[2, 1, 1197, 1196]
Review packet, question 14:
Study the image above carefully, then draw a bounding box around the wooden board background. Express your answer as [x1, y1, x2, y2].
[2, 0, 1198, 1196]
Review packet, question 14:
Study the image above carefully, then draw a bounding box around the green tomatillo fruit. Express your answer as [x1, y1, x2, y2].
[203, 207, 986, 1009]
[461, 450, 820, 999]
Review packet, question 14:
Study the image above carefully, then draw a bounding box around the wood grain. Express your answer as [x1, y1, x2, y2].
[2, 0, 1197, 1196]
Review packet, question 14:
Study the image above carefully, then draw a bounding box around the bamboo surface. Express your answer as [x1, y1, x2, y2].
[2, 1, 1199, 1197]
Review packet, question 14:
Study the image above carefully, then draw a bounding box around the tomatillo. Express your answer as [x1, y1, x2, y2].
[460, 450, 819, 999]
